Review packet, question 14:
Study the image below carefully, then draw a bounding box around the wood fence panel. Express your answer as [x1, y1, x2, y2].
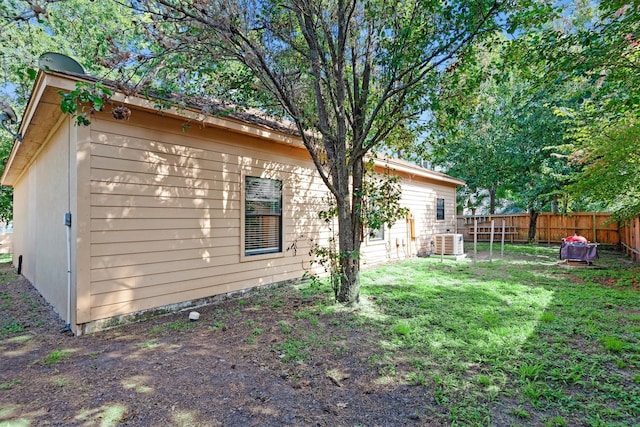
[459, 212, 619, 245]
[620, 216, 640, 262]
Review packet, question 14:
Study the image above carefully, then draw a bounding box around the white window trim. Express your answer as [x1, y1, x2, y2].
[240, 172, 285, 263]
[436, 197, 446, 222]
[367, 225, 386, 245]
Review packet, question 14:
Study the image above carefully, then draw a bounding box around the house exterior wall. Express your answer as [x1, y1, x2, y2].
[4, 71, 462, 333]
[86, 110, 331, 322]
[360, 173, 458, 265]
[85, 111, 459, 325]
[11, 118, 71, 319]
[12, 172, 29, 274]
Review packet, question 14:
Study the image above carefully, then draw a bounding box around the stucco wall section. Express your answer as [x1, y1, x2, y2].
[12, 176, 29, 273]
[12, 119, 70, 318]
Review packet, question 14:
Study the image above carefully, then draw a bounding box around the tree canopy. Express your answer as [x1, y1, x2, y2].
[113, 0, 521, 303]
[424, 1, 640, 227]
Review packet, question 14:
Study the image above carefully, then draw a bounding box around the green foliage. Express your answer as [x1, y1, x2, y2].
[59, 82, 113, 126]
[527, 3, 640, 220]
[0, 186, 13, 223]
[359, 161, 408, 236]
[0, 132, 15, 222]
[426, 2, 640, 220]
[559, 110, 640, 221]
[427, 35, 575, 218]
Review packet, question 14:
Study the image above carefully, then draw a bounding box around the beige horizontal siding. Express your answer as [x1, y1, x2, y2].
[91, 237, 240, 257]
[91, 254, 241, 282]
[91, 193, 242, 209]
[91, 245, 239, 269]
[89, 269, 303, 319]
[90, 217, 240, 231]
[91, 227, 239, 244]
[91, 255, 305, 296]
[91, 206, 240, 219]
[87, 113, 329, 322]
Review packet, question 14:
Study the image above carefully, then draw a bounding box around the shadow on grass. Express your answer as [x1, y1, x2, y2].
[357, 245, 640, 425]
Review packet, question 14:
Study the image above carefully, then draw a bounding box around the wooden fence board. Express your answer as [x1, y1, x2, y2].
[458, 212, 620, 245]
[619, 216, 640, 262]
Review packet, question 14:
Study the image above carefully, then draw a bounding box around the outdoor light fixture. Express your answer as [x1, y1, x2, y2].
[0, 105, 22, 141]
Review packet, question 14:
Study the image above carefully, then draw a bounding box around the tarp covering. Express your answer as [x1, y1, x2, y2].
[560, 241, 598, 263]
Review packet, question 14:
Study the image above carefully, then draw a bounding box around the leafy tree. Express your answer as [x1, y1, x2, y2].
[426, 35, 574, 241]
[2, 0, 553, 302]
[527, 2, 640, 221]
[108, 0, 516, 304]
[0, 133, 13, 223]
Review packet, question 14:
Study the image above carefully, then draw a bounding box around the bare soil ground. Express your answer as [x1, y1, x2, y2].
[0, 263, 444, 426]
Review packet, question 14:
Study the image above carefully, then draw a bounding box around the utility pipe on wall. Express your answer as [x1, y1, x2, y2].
[64, 212, 72, 332]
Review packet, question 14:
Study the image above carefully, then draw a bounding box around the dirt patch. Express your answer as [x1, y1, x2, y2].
[0, 263, 447, 426]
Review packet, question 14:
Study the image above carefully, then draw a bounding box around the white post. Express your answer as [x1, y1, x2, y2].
[501, 218, 506, 258]
[473, 218, 478, 263]
[489, 219, 495, 263]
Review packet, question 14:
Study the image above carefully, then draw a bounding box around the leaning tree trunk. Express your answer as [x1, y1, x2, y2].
[528, 209, 539, 243]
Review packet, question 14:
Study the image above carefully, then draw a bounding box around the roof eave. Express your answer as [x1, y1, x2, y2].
[373, 157, 465, 187]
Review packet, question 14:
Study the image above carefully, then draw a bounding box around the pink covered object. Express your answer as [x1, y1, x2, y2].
[565, 234, 588, 243]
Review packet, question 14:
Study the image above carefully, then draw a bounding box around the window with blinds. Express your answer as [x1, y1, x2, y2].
[436, 197, 445, 221]
[245, 176, 282, 256]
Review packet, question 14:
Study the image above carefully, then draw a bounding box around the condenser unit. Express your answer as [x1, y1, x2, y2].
[434, 233, 464, 255]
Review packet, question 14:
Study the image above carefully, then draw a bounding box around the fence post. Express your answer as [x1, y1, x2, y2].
[474, 218, 478, 263]
[501, 218, 505, 258]
[489, 219, 495, 263]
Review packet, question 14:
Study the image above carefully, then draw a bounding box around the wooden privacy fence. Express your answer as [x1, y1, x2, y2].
[619, 216, 640, 262]
[457, 212, 620, 245]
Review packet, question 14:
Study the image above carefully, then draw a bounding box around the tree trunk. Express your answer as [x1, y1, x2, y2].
[489, 187, 497, 214]
[335, 158, 364, 305]
[528, 209, 539, 243]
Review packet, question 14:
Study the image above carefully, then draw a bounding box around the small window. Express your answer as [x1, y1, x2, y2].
[245, 176, 282, 256]
[369, 225, 385, 241]
[436, 198, 445, 221]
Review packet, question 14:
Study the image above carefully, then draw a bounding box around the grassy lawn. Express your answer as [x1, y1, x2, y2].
[346, 244, 639, 425]
[1, 244, 638, 426]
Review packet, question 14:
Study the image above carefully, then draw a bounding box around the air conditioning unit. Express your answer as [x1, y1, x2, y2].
[434, 233, 464, 255]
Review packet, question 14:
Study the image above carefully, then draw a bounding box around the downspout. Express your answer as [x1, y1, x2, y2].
[64, 211, 72, 332]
